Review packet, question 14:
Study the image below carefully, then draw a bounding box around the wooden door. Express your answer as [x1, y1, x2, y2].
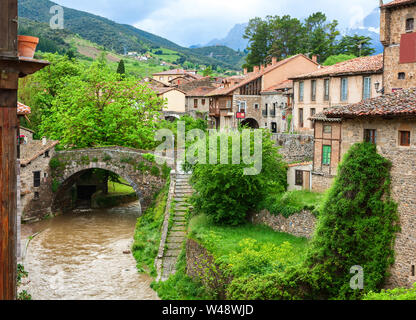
[0, 0, 18, 58]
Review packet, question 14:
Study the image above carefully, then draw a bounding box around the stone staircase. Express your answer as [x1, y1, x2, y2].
[156, 173, 193, 282]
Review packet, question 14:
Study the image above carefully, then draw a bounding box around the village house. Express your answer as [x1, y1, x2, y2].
[152, 69, 202, 86]
[260, 79, 293, 133]
[290, 54, 384, 134]
[185, 87, 217, 120]
[381, 0, 416, 93]
[152, 86, 188, 120]
[310, 88, 416, 288]
[206, 54, 319, 130]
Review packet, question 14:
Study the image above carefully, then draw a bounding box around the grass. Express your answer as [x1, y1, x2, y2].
[132, 181, 169, 275]
[107, 179, 135, 195]
[265, 190, 325, 218]
[188, 214, 308, 261]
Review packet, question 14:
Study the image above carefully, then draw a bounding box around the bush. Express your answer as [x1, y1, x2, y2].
[190, 130, 287, 225]
[49, 158, 61, 170]
[363, 283, 416, 300]
[150, 165, 160, 177]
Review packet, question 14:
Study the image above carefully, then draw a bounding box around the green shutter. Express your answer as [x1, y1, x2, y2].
[322, 145, 332, 165]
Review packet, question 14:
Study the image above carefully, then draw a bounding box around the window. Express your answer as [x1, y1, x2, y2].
[295, 170, 304, 186]
[254, 103, 259, 109]
[323, 125, 332, 134]
[239, 101, 246, 112]
[34, 192, 40, 200]
[398, 72, 406, 80]
[364, 129, 377, 144]
[324, 79, 330, 101]
[33, 171, 41, 187]
[202, 99, 206, 105]
[299, 108, 304, 128]
[399, 131, 411, 146]
[412, 265, 415, 277]
[299, 81, 304, 102]
[310, 108, 316, 116]
[311, 80, 317, 101]
[406, 18, 414, 32]
[322, 145, 332, 165]
[363, 77, 371, 100]
[341, 78, 348, 101]
[194, 99, 198, 108]
[44, 150, 49, 158]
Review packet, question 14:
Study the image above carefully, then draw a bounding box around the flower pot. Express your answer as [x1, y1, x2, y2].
[17, 35, 39, 59]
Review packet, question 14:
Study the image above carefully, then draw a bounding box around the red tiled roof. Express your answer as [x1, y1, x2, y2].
[153, 69, 201, 79]
[381, 0, 416, 8]
[20, 140, 60, 167]
[151, 86, 187, 95]
[186, 87, 216, 96]
[261, 80, 293, 93]
[325, 87, 416, 118]
[288, 161, 312, 168]
[207, 54, 317, 97]
[291, 54, 383, 80]
[17, 102, 31, 115]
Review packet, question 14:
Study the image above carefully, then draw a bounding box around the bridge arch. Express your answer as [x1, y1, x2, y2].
[50, 147, 168, 213]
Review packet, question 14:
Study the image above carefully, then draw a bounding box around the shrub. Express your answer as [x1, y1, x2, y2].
[51, 179, 60, 193]
[150, 165, 160, 177]
[190, 130, 287, 225]
[162, 163, 171, 179]
[363, 283, 416, 300]
[49, 158, 61, 170]
[142, 153, 156, 163]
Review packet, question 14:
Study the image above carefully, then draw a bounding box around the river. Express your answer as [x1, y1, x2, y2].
[20, 201, 159, 300]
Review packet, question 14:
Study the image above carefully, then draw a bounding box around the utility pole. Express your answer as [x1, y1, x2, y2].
[1, 0, 48, 300]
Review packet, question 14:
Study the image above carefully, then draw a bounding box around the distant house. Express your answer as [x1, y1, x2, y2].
[290, 54, 384, 134]
[185, 87, 217, 120]
[152, 69, 202, 86]
[152, 86, 187, 120]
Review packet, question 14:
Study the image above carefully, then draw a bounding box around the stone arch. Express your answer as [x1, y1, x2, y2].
[241, 118, 260, 129]
[50, 147, 167, 214]
[165, 115, 180, 122]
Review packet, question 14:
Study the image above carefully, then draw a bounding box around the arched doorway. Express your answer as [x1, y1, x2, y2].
[241, 118, 259, 129]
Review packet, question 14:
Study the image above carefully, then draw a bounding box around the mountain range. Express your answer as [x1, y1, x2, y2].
[18, 0, 243, 70]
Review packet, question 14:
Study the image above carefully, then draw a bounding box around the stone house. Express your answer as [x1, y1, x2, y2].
[381, 0, 416, 93]
[206, 54, 319, 130]
[310, 88, 416, 288]
[19, 127, 59, 221]
[261, 80, 293, 133]
[290, 54, 384, 134]
[151, 86, 188, 120]
[287, 162, 313, 191]
[185, 87, 217, 120]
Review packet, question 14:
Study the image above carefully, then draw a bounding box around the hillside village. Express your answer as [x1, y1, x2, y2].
[2, 0, 416, 302]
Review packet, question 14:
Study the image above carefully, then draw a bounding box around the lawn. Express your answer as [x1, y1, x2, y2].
[107, 179, 135, 195]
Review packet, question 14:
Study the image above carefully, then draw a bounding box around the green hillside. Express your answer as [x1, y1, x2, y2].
[191, 46, 246, 68]
[18, 0, 240, 70]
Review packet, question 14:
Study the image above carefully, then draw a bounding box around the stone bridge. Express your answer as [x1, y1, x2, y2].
[51, 146, 172, 213]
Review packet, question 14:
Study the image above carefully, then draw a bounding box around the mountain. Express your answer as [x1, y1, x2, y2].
[346, 8, 384, 55]
[191, 46, 246, 68]
[206, 23, 249, 51]
[18, 0, 240, 69]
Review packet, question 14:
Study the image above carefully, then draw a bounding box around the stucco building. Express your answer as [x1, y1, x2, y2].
[207, 54, 319, 130]
[311, 88, 416, 288]
[152, 69, 202, 86]
[291, 54, 384, 134]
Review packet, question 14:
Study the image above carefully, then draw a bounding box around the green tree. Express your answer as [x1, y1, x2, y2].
[202, 66, 213, 77]
[116, 59, 126, 75]
[243, 17, 273, 69]
[190, 130, 287, 225]
[323, 54, 357, 66]
[335, 34, 375, 57]
[36, 58, 164, 149]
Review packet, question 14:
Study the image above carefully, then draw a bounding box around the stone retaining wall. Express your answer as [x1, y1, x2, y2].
[271, 133, 313, 163]
[250, 209, 317, 239]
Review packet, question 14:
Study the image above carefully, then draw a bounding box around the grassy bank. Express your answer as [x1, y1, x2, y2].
[132, 180, 169, 275]
[152, 214, 309, 300]
[265, 190, 324, 217]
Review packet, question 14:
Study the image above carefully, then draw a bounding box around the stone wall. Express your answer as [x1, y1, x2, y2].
[186, 238, 231, 299]
[311, 173, 334, 193]
[271, 133, 313, 163]
[250, 209, 316, 239]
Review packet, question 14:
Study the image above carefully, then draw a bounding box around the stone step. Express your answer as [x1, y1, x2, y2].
[171, 227, 186, 232]
[166, 242, 183, 250]
[169, 231, 186, 237]
[164, 248, 182, 257]
[174, 191, 193, 195]
[166, 236, 184, 243]
[174, 198, 190, 202]
[174, 211, 186, 216]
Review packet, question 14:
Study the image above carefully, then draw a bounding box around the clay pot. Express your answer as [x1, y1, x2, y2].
[17, 35, 39, 59]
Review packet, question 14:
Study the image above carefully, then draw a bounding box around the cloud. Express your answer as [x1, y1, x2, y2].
[54, 0, 380, 46]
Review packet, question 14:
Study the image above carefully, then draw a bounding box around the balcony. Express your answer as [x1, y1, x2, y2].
[262, 109, 268, 117]
[270, 110, 276, 117]
[209, 107, 220, 117]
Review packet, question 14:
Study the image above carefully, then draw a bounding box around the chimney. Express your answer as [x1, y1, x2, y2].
[42, 137, 47, 146]
[253, 66, 259, 73]
[312, 55, 318, 63]
[260, 65, 265, 72]
[243, 68, 248, 75]
[272, 57, 277, 65]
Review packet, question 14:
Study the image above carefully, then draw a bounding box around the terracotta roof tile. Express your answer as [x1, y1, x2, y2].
[261, 80, 293, 93]
[186, 87, 216, 96]
[291, 54, 383, 80]
[325, 87, 416, 118]
[381, 0, 416, 8]
[20, 140, 60, 167]
[17, 102, 31, 115]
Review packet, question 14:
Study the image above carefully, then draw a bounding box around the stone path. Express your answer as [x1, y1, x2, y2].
[160, 173, 193, 281]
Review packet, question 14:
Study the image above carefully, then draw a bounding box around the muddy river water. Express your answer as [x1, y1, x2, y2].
[20, 201, 159, 300]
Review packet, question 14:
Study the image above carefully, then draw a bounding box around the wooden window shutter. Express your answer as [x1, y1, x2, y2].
[400, 33, 416, 64]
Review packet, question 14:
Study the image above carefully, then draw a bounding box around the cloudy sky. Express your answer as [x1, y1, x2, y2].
[54, 0, 381, 47]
